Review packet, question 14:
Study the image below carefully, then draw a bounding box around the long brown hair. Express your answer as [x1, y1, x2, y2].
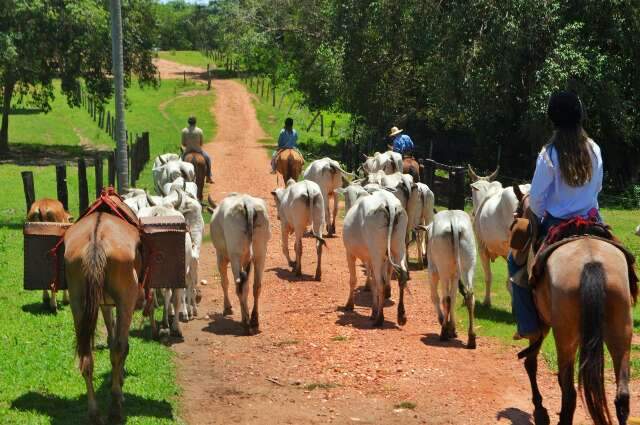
[548, 125, 592, 187]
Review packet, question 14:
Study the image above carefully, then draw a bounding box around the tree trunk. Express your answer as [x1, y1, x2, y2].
[110, 0, 128, 193]
[0, 80, 15, 155]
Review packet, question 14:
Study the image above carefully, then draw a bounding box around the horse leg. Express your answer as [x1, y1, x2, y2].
[109, 294, 136, 424]
[249, 254, 266, 335]
[524, 330, 550, 425]
[101, 305, 114, 347]
[344, 253, 357, 311]
[479, 249, 492, 306]
[606, 314, 632, 424]
[217, 253, 233, 316]
[62, 289, 70, 305]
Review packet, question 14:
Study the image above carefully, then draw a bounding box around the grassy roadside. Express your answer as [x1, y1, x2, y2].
[0, 78, 216, 423]
[157, 50, 212, 69]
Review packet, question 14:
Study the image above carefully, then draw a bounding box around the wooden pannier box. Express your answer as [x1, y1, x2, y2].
[140, 215, 186, 289]
[23, 222, 71, 290]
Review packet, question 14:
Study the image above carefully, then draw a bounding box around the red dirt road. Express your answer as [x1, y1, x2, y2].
[158, 61, 639, 424]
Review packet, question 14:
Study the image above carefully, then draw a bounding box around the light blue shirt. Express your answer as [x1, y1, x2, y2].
[529, 139, 603, 219]
[392, 134, 414, 154]
[277, 129, 298, 149]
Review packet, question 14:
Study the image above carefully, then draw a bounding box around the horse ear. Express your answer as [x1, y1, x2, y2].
[513, 184, 524, 202]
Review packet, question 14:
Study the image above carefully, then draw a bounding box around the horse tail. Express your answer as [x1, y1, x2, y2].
[76, 219, 107, 364]
[578, 261, 611, 425]
[286, 151, 294, 181]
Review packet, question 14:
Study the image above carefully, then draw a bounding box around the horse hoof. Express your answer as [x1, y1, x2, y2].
[89, 410, 103, 425]
[170, 329, 183, 339]
[223, 306, 233, 316]
[467, 335, 477, 350]
[439, 327, 449, 341]
[397, 315, 407, 326]
[314, 272, 321, 281]
[178, 312, 188, 322]
[288, 261, 296, 268]
[373, 317, 384, 328]
[108, 410, 124, 424]
[158, 328, 170, 339]
[344, 302, 354, 312]
[362, 285, 371, 292]
[384, 286, 391, 299]
[533, 406, 550, 425]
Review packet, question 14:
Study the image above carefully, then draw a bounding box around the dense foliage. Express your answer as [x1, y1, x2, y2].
[206, 0, 640, 186]
[0, 0, 157, 153]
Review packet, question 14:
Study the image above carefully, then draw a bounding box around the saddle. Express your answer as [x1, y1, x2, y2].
[510, 213, 638, 302]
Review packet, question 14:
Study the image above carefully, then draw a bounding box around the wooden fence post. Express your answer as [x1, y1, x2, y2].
[183, 70, 186, 84]
[320, 114, 324, 137]
[21, 171, 35, 213]
[95, 156, 103, 198]
[306, 111, 321, 132]
[78, 158, 89, 213]
[423, 159, 435, 188]
[106, 111, 111, 135]
[330, 120, 336, 137]
[108, 150, 116, 186]
[449, 168, 466, 210]
[55, 165, 68, 211]
[142, 131, 150, 163]
[272, 85, 276, 107]
[207, 64, 211, 90]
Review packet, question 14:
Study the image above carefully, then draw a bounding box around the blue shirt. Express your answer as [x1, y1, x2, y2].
[529, 139, 603, 219]
[392, 134, 414, 154]
[278, 129, 298, 149]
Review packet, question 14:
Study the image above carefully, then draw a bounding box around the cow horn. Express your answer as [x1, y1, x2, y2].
[159, 155, 167, 165]
[146, 193, 157, 207]
[487, 166, 500, 182]
[513, 184, 524, 202]
[183, 180, 187, 190]
[361, 153, 369, 161]
[172, 190, 183, 210]
[467, 165, 480, 182]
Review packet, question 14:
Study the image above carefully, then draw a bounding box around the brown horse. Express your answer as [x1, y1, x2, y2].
[514, 189, 634, 425]
[402, 156, 421, 182]
[183, 151, 207, 201]
[275, 148, 304, 184]
[64, 212, 144, 423]
[27, 198, 73, 311]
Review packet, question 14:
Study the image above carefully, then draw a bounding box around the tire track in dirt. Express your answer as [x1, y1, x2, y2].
[155, 60, 640, 424]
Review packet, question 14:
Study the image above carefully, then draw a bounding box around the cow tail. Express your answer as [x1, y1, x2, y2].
[450, 216, 469, 297]
[386, 203, 402, 274]
[238, 200, 255, 288]
[77, 220, 107, 367]
[311, 185, 326, 247]
[578, 262, 611, 425]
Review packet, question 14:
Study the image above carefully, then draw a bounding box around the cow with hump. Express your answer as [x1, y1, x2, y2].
[210, 193, 271, 335]
[272, 179, 326, 280]
[342, 189, 409, 327]
[302, 157, 353, 236]
[468, 166, 530, 306]
[425, 210, 477, 349]
[27, 198, 73, 311]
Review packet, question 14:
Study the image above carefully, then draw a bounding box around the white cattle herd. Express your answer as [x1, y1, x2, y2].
[127, 152, 527, 344]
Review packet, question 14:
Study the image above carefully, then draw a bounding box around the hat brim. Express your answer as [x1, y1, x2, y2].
[389, 129, 403, 137]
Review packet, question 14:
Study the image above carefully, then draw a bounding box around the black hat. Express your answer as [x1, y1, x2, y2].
[547, 91, 583, 128]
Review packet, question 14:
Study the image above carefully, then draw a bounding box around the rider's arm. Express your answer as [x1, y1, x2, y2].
[199, 129, 204, 147]
[277, 130, 286, 149]
[529, 147, 554, 218]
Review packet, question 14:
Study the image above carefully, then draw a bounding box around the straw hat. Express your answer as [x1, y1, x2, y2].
[388, 126, 403, 137]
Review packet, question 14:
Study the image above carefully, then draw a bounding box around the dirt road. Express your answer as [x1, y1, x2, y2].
[156, 60, 638, 424]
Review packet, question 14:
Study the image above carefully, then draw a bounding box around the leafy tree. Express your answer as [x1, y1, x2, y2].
[0, 0, 157, 154]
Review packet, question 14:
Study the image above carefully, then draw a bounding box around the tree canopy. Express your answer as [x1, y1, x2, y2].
[0, 0, 157, 153]
[205, 0, 640, 186]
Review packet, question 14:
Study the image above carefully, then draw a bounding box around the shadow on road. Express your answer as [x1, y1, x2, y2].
[420, 333, 468, 349]
[21, 302, 59, 316]
[335, 308, 400, 330]
[202, 313, 247, 336]
[267, 266, 317, 283]
[496, 407, 534, 424]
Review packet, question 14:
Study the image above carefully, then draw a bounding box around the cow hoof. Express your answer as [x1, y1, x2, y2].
[482, 298, 491, 307]
[223, 306, 233, 316]
[288, 260, 296, 268]
[397, 315, 407, 326]
[158, 328, 170, 339]
[384, 286, 391, 299]
[437, 314, 444, 326]
[178, 312, 188, 323]
[170, 328, 183, 339]
[467, 335, 477, 350]
[195, 289, 203, 304]
[248, 325, 260, 336]
[314, 272, 321, 281]
[439, 327, 449, 341]
[533, 406, 550, 425]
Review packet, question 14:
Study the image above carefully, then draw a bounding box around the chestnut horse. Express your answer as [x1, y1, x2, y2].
[402, 156, 421, 183]
[64, 212, 144, 423]
[275, 148, 304, 184]
[183, 151, 207, 200]
[27, 198, 73, 311]
[514, 188, 634, 425]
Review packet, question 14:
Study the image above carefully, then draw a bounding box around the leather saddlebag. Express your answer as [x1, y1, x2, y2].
[23, 222, 71, 290]
[140, 216, 186, 289]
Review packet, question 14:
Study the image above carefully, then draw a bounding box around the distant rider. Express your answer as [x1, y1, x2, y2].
[182, 116, 213, 183]
[388, 126, 414, 155]
[509, 90, 603, 339]
[270, 117, 299, 174]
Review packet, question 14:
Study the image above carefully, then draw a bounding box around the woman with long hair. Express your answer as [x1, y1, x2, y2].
[510, 90, 603, 338]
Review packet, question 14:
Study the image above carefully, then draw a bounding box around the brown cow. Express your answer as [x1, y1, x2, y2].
[27, 198, 73, 311]
[64, 212, 145, 423]
[275, 149, 304, 184]
[402, 156, 421, 183]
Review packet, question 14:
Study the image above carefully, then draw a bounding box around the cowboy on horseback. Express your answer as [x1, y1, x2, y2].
[508, 90, 603, 339]
[270, 117, 299, 174]
[182, 116, 213, 183]
[388, 126, 414, 155]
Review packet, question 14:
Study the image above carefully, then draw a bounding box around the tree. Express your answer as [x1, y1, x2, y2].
[0, 0, 157, 154]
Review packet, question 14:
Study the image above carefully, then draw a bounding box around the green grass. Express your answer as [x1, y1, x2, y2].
[304, 382, 338, 391]
[0, 78, 217, 424]
[273, 339, 299, 347]
[394, 401, 417, 410]
[331, 335, 349, 342]
[445, 206, 640, 375]
[157, 51, 212, 69]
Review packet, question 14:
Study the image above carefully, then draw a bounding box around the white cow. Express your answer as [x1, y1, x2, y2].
[343, 189, 409, 326]
[426, 210, 476, 349]
[210, 193, 271, 335]
[303, 157, 353, 235]
[413, 182, 435, 267]
[361, 151, 403, 176]
[469, 171, 530, 306]
[335, 183, 369, 213]
[152, 156, 195, 196]
[123, 192, 163, 214]
[162, 176, 198, 199]
[272, 179, 326, 280]
[137, 194, 190, 338]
